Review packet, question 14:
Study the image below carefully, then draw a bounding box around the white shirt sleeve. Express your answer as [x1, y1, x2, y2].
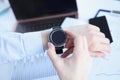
[0, 31, 58, 80]
[0, 31, 44, 61]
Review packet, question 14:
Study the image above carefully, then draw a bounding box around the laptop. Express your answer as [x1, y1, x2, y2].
[9, 0, 78, 33]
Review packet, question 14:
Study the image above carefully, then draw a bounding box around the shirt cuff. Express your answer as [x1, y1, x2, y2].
[22, 31, 44, 56]
[0, 31, 44, 61]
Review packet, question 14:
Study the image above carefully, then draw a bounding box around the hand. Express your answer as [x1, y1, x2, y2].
[47, 34, 92, 80]
[63, 24, 111, 58]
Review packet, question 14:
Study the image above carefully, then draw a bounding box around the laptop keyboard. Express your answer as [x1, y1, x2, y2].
[16, 17, 65, 33]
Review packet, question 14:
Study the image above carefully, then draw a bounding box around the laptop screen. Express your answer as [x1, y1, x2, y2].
[9, 0, 77, 20]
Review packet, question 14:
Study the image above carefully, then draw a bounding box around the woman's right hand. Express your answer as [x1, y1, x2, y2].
[47, 32, 92, 80]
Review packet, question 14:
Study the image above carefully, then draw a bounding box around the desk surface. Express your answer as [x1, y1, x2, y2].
[76, 0, 120, 21]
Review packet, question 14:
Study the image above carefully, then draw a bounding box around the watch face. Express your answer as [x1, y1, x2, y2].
[49, 29, 67, 47]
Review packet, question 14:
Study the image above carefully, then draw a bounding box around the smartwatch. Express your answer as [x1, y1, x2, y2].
[49, 26, 67, 54]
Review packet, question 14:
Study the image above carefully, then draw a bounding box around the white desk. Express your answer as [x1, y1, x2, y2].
[76, 0, 120, 21]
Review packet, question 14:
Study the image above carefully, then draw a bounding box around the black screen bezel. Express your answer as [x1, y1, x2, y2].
[9, 0, 78, 20]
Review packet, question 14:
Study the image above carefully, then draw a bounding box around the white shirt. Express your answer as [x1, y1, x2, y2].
[0, 31, 57, 80]
[0, 17, 83, 80]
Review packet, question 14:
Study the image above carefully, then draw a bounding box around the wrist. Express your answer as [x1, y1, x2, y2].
[41, 26, 67, 51]
[41, 29, 52, 51]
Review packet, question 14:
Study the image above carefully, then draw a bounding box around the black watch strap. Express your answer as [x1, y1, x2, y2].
[55, 46, 64, 54]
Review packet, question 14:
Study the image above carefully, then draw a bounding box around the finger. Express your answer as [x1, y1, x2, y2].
[100, 38, 110, 44]
[89, 31, 106, 38]
[47, 42, 60, 63]
[73, 35, 83, 54]
[61, 47, 73, 58]
[65, 39, 74, 48]
[90, 36, 110, 45]
[88, 25, 100, 32]
[83, 36, 89, 54]
[96, 32, 106, 38]
[73, 36, 89, 56]
[92, 33, 110, 44]
[90, 51, 106, 58]
[89, 43, 111, 53]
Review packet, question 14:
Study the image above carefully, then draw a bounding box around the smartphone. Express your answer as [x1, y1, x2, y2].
[89, 16, 113, 43]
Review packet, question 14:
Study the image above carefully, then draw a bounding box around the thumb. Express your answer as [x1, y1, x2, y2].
[47, 42, 59, 64]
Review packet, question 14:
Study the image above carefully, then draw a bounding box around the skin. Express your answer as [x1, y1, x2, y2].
[43, 24, 111, 80]
[42, 24, 111, 58]
[47, 32, 92, 80]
